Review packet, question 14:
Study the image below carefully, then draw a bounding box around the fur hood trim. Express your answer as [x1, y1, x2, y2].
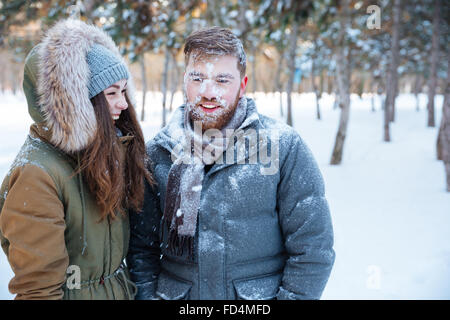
[37, 19, 137, 153]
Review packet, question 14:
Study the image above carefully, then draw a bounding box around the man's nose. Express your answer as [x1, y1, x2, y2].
[202, 80, 217, 100]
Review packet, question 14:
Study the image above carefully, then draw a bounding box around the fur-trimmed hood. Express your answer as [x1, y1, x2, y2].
[26, 18, 136, 153]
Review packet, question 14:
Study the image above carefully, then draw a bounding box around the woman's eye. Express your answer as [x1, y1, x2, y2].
[217, 79, 229, 84]
[121, 90, 126, 94]
[193, 77, 202, 82]
[107, 92, 116, 96]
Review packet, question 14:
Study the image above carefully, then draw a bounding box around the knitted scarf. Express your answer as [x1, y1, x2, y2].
[162, 97, 248, 259]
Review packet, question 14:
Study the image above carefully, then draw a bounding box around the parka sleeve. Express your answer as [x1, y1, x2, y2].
[276, 134, 335, 300]
[0, 164, 69, 300]
[126, 179, 162, 300]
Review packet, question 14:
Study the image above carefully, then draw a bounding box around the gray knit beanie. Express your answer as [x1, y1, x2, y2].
[86, 43, 129, 99]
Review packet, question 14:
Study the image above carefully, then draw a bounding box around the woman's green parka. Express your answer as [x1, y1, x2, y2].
[0, 19, 137, 300]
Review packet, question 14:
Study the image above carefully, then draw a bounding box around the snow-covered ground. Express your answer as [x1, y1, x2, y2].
[0, 90, 448, 300]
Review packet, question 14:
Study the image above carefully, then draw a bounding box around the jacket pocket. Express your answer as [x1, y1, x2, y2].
[233, 272, 282, 300]
[156, 271, 193, 300]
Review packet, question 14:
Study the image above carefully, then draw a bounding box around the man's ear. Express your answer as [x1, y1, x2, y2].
[239, 75, 248, 97]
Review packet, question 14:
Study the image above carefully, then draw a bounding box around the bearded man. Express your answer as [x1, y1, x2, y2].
[127, 27, 335, 300]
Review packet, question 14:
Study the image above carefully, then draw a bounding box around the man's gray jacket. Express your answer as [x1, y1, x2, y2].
[127, 98, 335, 300]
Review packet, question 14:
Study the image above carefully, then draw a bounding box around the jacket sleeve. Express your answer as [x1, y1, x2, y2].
[126, 178, 162, 300]
[276, 134, 335, 300]
[0, 165, 69, 300]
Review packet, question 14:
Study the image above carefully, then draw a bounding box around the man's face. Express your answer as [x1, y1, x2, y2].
[184, 54, 248, 131]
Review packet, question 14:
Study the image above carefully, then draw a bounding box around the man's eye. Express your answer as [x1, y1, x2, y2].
[217, 79, 229, 84]
[193, 77, 203, 82]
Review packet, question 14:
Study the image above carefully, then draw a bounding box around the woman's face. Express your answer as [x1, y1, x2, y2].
[103, 79, 128, 121]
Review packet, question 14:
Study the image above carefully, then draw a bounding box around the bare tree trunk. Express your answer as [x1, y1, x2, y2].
[139, 55, 147, 122]
[311, 57, 321, 120]
[327, 73, 333, 94]
[169, 52, 180, 112]
[330, 0, 351, 165]
[331, 69, 339, 110]
[10, 62, 20, 94]
[286, 18, 299, 127]
[385, 0, 402, 129]
[439, 53, 450, 191]
[427, 0, 441, 127]
[445, 163, 450, 192]
[437, 54, 449, 161]
[279, 90, 284, 118]
[357, 76, 364, 99]
[251, 46, 257, 94]
[371, 94, 375, 112]
[0, 57, 5, 93]
[274, 51, 285, 117]
[320, 70, 324, 98]
[414, 73, 422, 111]
[333, 93, 339, 110]
[161, 45, 171, 128]
[319, 70, 324, 117]
[437, 115, 445, 161]
[377, 80, 384, 112]
[383, 93, 390, 140]
[371, 80, 376, 112]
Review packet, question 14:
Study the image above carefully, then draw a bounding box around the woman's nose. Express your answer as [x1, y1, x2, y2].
[117, 96, 128, 110]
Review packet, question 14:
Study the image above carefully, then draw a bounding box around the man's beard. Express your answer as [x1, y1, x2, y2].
[187, 91, 241, 132]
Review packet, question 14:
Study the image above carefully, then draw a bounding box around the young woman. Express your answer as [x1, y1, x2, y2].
[0, 19, 152, 300]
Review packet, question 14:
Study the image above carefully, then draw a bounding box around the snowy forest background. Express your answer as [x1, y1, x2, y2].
[0, 0, 449, 299]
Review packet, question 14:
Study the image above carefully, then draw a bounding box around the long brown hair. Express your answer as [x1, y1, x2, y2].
[78, 91, 153, 220]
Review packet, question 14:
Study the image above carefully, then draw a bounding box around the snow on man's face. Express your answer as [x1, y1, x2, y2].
[184, 54, 248, 131]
